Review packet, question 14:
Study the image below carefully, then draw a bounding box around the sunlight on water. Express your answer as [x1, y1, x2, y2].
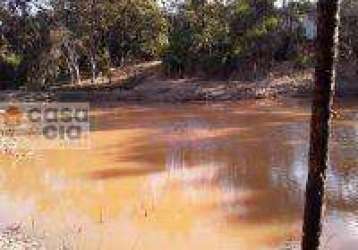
[0, 99, 357, 249]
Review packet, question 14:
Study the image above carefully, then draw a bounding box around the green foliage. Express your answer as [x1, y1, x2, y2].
[340, 0, 358, 74]
[164, 2, 231, 75]
[3, 53, 22, 67]
[105, 0, 167, 65]
[0, 27, 22, 88]
[0, 48, 23, 88]
[0, 0, 167, 88]
[294, 53, 313, 68]
[163, 0, 281, 78]
[1, 0, 357, 88]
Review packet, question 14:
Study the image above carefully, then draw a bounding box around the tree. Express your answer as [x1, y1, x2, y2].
[105, 0, 166, 66]
[339, 0, 358, 76]
[1, 0, 59, 89]
[50, 0, 166, 83]
[301, 1, 341, 250]
[163, 0, 281, 78]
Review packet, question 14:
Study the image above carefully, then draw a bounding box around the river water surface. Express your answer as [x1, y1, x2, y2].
[0, 98, 357, 250]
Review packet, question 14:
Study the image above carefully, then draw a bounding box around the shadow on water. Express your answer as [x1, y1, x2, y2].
[0, 98, 357, 249]
[88, 166, 165, 180]
[86, 102, 311, 225]
[85, 99, 357, 226]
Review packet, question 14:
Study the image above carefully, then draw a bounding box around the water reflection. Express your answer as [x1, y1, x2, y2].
[0, 99, 357, 249]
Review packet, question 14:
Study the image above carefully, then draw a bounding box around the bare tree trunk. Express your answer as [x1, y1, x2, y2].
[106, 46, 113, 85]
[90, 0, 98, 85]
[90, 54, 96, 84]
[63, 40, 81, 85]
[301, 1, 341, 250]
[74, 58, 81, 85]
[66, 57, 74, 84]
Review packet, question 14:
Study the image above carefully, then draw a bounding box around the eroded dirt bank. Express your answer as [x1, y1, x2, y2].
[0, 62, 357, 103]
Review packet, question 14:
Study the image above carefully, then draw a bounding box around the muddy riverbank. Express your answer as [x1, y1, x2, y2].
[0, 76, 321, 103]
[0, 62, 357, 103]
[1, 76, 357, 103]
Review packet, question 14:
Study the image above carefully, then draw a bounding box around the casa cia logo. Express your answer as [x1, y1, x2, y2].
[0, 102, 90, 150]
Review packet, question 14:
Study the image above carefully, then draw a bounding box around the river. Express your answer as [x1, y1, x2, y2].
[0, 98, 357, 249]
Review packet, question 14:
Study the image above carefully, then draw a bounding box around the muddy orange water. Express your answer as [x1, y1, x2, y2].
[0, 98, 357, 250]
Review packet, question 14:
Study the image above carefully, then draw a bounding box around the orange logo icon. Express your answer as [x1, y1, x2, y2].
[2, 105, 24, 126]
